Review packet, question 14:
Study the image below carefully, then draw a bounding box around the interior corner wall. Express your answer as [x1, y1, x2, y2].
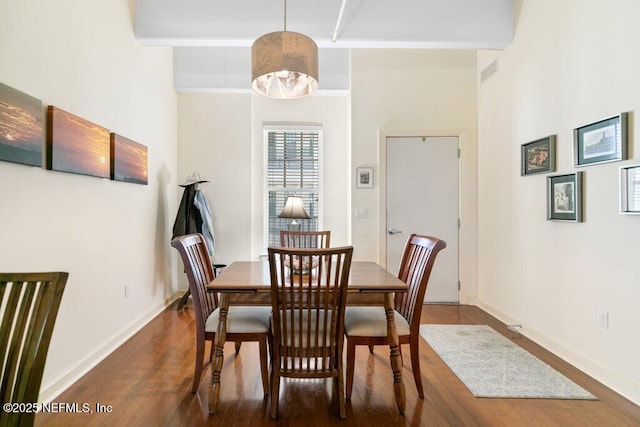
[350, 49, 478, 303]
[176, 92, 350, 274]
[0, 0, 177, 402]
[477, 0, 640, 404]
[177, 92, 253, 274]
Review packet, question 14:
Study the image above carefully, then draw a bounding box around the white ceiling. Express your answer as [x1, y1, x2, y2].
[134, 0, 514, 92]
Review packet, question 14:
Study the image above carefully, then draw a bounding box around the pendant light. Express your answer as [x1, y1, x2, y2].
[251, 0, 318, 99]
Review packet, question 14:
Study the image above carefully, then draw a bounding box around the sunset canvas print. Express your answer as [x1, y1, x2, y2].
[46, 106, 110, 178]
[0, 82, 44, 166]
[110, 133, 148, 185]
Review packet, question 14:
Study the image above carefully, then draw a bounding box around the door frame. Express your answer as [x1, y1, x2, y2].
[377, 127, 472, 303]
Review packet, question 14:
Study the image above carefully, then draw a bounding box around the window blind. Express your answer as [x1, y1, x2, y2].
[264, 127, 322, 248]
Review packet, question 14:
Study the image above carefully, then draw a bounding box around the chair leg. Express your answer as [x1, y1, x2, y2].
[177, 289, 191, 310]
[268, 327, 274, 363]
[235, 341, 242, 354]
[410, 337, 424, 398]
[192, 335, 206, 393]
[337, 352, 347, 419]
[368, 344, 374, 354]
[258, 336, 269, 396]
[346, 339, 356, 400]
[208, 340, 215, 362]
[269, 370, 280, 419]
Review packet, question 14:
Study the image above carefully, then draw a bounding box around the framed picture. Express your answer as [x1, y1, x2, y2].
[110, 133, 148, 185]
[521, 135, 556, 176]
[574, 112, 628, 167]
[620, 164, 640, 214]
[547, 172, 583, 222]
[356, 167, 373, 188]
[0, 82, 44, 167]
[46, 106, 110, 179]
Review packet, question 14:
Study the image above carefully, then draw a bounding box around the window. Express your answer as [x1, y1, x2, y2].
[264, 125, 322, 248]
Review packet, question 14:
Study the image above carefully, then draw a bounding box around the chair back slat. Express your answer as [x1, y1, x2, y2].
[0, 272, 68, 427]
[280, 230, 331, 249]
[268, 246, 352, 378]
[171, 234, 217, 328]
[395, 234, 447, 328]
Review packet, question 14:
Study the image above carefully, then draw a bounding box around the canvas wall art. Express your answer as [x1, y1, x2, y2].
[110, 133, 148, 185]
[46, 106, 110, 178]
[0, 82, 44, 167]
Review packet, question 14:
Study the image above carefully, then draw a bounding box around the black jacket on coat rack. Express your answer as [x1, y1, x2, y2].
[172, 181, 225, 310]
[172, 183, 203, 240]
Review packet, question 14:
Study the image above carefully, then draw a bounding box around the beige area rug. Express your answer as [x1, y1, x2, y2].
[420, 324, 597, 399]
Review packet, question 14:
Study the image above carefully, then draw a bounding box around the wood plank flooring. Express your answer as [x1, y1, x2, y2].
[36, 303, 640, 426]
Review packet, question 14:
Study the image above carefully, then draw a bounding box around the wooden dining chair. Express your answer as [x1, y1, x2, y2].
[171, 234, 271, 394]
[267, 245, 353, 420]
[344, 234, 446, 399]
[279, 230, 331, 249]
[1, 272, 68, 427]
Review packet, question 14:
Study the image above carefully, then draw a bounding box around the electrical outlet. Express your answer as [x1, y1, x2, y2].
[124, 284, 130, 298]
[598, 312, 609, 329]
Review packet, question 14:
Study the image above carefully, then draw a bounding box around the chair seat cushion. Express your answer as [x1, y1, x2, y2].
[344, 306, 411, 337]
[205, 306, 271, 334]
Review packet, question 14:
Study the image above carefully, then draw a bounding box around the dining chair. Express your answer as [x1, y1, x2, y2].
[171, 234, 271, 394]
[344, 234, 446, 399]
[267, 245, 353, 419]
[279, 230, 331, 249]
[1, 272, 68, 427]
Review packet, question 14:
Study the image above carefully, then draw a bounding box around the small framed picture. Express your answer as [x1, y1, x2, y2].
[574, 113, 628, 167]
[547, 172, 583, 222]
[521, 135, 556, 176]
[620, 164, 640, 214]
[356, 167, 373, 188]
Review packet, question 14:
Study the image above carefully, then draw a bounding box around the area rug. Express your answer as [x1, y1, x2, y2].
[419, 324, 597, 399]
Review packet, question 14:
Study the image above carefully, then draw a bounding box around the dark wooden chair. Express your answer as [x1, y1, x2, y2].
[344, 234, 446, 399]
[279, 230, 331, 249]
[171, 234, 271, 394]
[267, 245, 353, 419]
[0, 272, 68, 427]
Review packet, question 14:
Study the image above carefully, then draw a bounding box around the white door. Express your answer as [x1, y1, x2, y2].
[386, 136, 459, 303]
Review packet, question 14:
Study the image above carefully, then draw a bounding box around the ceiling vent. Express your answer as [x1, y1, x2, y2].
[480, 59, 499, 84]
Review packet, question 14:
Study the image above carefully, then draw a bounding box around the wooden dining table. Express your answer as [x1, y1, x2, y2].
[206, 260, 408, 416]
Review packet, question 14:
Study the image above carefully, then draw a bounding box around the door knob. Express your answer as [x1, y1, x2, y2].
[387, 228, 403, 235]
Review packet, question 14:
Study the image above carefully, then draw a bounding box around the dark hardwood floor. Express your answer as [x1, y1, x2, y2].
[36, 303, 640, 426]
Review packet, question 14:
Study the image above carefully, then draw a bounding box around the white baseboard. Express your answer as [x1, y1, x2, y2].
[474, 299, 640, 406]
[39, 292, 183, 403]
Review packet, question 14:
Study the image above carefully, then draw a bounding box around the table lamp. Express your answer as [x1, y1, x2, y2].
[278, 196, 310, 231]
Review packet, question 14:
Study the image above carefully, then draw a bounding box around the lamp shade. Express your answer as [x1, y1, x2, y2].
[251, 31, 318, 99]
[278, 196, 310, 219]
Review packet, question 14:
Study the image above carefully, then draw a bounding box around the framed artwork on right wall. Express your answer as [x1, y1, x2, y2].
[547, 172, 584, 222]
[521, 135, 556, 176]
[574, 112, 628, 167]
[620, 164, 640, 215]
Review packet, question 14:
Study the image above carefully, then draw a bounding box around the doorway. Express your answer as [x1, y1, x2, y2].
[385, 136, 459, 303]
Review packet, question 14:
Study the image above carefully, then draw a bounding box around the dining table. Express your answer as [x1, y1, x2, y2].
[206, 260, 409, 415]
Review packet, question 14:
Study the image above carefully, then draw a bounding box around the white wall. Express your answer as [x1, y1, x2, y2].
[177, 93, 350, 271]
[0, 0, 177, 401]
[477, 0, 640, 404]
[177, 93, 252, 268]
[350, 49, 478, 303]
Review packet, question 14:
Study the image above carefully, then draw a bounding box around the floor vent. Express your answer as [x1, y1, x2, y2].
[480, 59, 499, 84]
